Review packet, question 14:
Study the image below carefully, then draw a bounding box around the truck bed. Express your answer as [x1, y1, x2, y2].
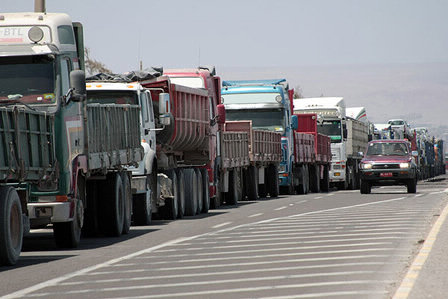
[221, 131, 250, 168]
[86, 103, 143, 171]
[294, 132, 315, 164]
[224, 121, 282, 164]
[346, 118, 369, 158]
[0, 107, 56, 182]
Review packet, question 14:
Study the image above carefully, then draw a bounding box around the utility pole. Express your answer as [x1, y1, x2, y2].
[34, 0, 46, 13]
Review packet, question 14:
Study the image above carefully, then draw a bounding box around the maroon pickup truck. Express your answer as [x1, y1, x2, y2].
[359, 140, 418, 194]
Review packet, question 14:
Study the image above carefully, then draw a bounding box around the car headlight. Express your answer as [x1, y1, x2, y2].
[400, 162, 410, 169]
[360, 163, 372, 170]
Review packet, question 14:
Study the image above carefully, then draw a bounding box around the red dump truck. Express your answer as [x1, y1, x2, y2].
[293, 113, 332, 193]
[163, 67, 282, 207]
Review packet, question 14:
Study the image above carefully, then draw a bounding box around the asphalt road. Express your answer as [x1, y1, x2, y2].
[1, 176, 447, 299]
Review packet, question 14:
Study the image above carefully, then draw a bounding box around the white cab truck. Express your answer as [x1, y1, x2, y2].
[86, 74, 178, 224]
[294, 97, 369, 189]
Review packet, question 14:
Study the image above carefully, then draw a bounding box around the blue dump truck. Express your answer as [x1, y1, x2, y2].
[221, 79, 297, 195]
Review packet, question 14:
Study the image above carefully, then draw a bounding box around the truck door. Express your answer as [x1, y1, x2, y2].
[140, 90, 156, 152]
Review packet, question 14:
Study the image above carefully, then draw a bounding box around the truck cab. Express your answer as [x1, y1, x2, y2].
[221, 79, 295, 193]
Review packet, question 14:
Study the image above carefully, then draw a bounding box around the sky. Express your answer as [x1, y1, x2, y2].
[3, 0, 448, 72]
[2, 0, 448, 138]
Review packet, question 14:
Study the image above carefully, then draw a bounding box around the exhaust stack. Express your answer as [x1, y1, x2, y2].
[34, 0, 46, 13]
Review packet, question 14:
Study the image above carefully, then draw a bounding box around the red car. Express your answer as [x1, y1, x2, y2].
[359, 140, 418, 194]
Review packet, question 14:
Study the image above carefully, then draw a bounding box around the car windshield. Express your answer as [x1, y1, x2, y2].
[318, 120, 342, 143]
[0, 55, 56, 105]
[389, 120, 404, 126]
[226, 108, 285, 132]
[367, 142, 409, 156]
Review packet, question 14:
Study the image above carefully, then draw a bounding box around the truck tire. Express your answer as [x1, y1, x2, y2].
[184, 169, 198, 216]
[132, 173, 155, 225]
[121, 173, 132, 234]
[99, 173, 124, 236]
[201, 169, 210, 213]
[54, 176, 84, 248]
[176, 169, 185, 218]
[407, 178, 417, 193]
[226, 169, 242, 205]
[195, 169, 203, 214]
[164, 170, 179, 220]
[267, 164, 279, 198]
[246, 166, 259, 200]
[0, 187, 23, 266]
[320, 165, 330, 192]
[360, 180, 371, 194]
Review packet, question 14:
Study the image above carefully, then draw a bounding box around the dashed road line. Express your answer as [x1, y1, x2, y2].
[212, 222, 232, 229]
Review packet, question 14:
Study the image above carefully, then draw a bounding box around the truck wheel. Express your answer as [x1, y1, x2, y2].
[164, 170, 178, 220]
[195, 169, 204, 214]
[121, 173, 132, 234]
[176, 169, 185, 218]
[246, 166, 259, 200]
[184, 169, 198, 216]
[407, 178, 417, 193]
[53, 198, 83, 248]
[320, 165, 330, 192]
[226, 169, 242, 205]
[0, 187, 23, 266]
[267, 164, 279, 198]
[132, 173, 155, 225]
[360, 180, 371, 194]
[201, 169, 210, 213]
[99, 173, 124, 236]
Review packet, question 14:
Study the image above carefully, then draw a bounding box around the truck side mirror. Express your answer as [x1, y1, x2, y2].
[291, 115, 298, 130]
[69, 70, 86, 102]
[343, 128, 348, 139]
[217, 104, 226, 124]
[411, 151, 418, 157]
[159, 93, 171, 125]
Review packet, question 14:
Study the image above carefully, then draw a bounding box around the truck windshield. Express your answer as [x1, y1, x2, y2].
[222, 92, 282, 104]
[318, 120, 342, 143]
[87, 90, 139, 105]
[367, 142, 409, 156]
[0, 55, 56, 105]
[226, 108, 285, 132]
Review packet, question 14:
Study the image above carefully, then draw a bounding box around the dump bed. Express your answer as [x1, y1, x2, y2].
[221, 131, 250, 169]
[295, 113, 331, 163]
[0, 107, 56, 182]
[142, 76, 210, 165]
[294, 132, 315, 163]
[224, 121, 282, 164]
[86, 103, 143, 171]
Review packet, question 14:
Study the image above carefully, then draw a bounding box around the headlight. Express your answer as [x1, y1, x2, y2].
[360, 163, 372, 170]
[400, 162, 410, 169]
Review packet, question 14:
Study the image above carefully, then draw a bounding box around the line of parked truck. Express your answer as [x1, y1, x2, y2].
[0, 9, 445, 266]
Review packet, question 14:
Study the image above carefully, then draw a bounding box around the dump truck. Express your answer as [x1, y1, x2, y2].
[0, 12, 142, 266]
[164, 69, 282, 205]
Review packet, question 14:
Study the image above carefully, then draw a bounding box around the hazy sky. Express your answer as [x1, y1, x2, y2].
[3, 0, 448, 72]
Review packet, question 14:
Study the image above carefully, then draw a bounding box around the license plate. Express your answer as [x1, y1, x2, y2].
[380, 172, 393, 177]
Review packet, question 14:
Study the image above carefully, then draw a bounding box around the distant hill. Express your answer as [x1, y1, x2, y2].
[220, 63, 448, 141]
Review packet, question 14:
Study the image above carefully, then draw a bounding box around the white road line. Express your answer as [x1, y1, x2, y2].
[212, 222, 232, 229]
[296, 200, 307, 204]
[135, 242, 394, 259]
[114, 248, 397, 266]
[58, 270, 378, 287]
[28, 280, 392, 298]
[275, 206, 287, 211]
[249, 213, 264, 218]
[256, 290, 387, 299]
[314, 196, 323, 199]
